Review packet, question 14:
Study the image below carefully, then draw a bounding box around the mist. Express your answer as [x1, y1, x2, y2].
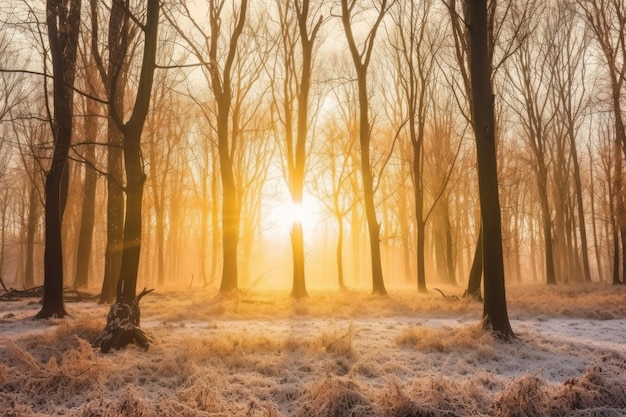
[1, 0, 626, 415]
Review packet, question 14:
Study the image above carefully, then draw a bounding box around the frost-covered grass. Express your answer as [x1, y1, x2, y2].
[1, 282, 625, 416]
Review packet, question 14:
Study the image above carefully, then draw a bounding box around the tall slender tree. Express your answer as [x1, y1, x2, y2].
[90, 0, 133, 303]
[506, 14, 558, 285]
[389, 0, 435, 293]
[272, 0, 323, 299]
[74, 47, 101, 289]
[467, 0, 514, 338]
[114, 0, 160, 303]
[340, 0, 389, 295]
[36, 0, 81, 319]
[578, 0, 626, 284]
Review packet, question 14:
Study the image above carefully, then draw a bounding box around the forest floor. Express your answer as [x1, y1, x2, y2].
[1, 282, 626, 416]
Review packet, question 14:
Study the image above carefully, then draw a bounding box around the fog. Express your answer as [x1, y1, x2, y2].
[1, 0, 626, 413]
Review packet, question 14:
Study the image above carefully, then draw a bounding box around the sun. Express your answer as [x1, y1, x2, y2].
[273, 198, 319, 228]
[268, 193, 322, 233]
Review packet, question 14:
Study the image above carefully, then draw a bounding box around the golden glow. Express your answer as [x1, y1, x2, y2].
[270, 195, 321, 231]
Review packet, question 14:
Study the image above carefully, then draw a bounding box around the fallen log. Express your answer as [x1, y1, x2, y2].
[0, 284, 98, 302]
[0, 285, 44, 301]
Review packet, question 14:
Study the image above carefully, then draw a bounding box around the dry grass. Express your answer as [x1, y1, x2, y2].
[1, 283, 626, 416]
[394, 321, 494, 352]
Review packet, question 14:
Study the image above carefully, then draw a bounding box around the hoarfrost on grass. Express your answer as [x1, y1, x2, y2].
[0, 282, 625, 416]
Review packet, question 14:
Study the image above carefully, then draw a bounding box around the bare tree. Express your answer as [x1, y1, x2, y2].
[36, 0, 81, 319]
[340, 0, 390, 295]
[467, 0, 514, 338]
[389, 0, 435, 292]
[312, 116, 360, 290]
[73, 38, 103, 289]
[93, 0, 160, 353]
[270, 0, 324, 299]
[549, 3, 592, 282]
[114, 0, 160, 304]
[168, 0, 250, 293]
[578, 0, 626, 284]
[90, 0, 135, 303]
[13, 120, 45, 289]
[505, 7, 558, 285]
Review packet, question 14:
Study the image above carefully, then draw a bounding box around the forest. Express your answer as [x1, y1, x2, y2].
[1, 0, 626, 416]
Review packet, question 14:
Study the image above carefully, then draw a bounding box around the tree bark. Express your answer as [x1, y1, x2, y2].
[341, 0, 388, 295]
[288, 0, 320, 299]
[24, 182, 38, 288]
[465, 226, 483, 299]
[467, 0, 514, 338]
[613, 138, 623, 285]
[36, 0, 81, 319]
[209, 0, 249, 294]
[115, 0, 159, 303]
[74, 114, 98, 289]
[92, 0, 129, 304]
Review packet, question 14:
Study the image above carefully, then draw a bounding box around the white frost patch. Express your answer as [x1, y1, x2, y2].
[1, 283, 626, 416]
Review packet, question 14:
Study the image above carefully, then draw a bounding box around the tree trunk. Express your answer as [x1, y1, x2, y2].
[588, 145, 602, 280]
[210, 0, 248, 294]
[152, 174, 165, 286]
[537, 173, 557, 284]
[24, 183, 38, 288]
[99, 121, 124, 304]
[36, 0, 81, 319]
[612, 141, 626, 284]
[96, 0, 129, 304]
[218, 109, 239, 293]
[74, 132, 97, 289]
[116, 0, 159, 303]
[569, 137, 591, 282]
[116, 126, 145, 303]
[356, 72, 385, 295]
[0, 190, 7, 278]
[336, 213, 346, 290]
[467, 0, 514, 338]
[416, 218, 427, 293]
[465, 226, 483, 299]
[341, 0, 388, 296]
[210, 165, 220, 285]
[412, 118, 427, 292]
[444, 203, 455, 285]
[290, 220, 307, 297]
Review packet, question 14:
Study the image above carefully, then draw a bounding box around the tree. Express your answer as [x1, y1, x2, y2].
[90, 0, 134, 303]
[74, 42, 102, 289]
[578, 0, 626, 284]
[312, 117, 360, 290]
[467, 0, 514, 338]
[93, 0, 160, 352]
[168, 0, 250, 293]
[211, 0, 248, 293]
[271, 0, 323, 298]
[505, 10, 557, 285]
[445, 0, 483, 297]
[340, 0, 390, 295]
[114, 0, 160, 304]
[14, 120, 45, 289]
[549, 4, 592, 282]
[36, 0, 82, 319]
[389, 0, 435, 292]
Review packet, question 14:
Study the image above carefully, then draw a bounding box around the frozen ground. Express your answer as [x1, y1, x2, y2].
[1, 282, 625, 416]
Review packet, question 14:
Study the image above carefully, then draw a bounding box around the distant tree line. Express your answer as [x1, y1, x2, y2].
[0, 0, 624, 336]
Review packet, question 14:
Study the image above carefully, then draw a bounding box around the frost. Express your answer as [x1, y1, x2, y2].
[1, 283, 625, 416]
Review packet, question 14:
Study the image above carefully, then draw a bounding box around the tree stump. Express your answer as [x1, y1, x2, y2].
[94, 288, 153, 353]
